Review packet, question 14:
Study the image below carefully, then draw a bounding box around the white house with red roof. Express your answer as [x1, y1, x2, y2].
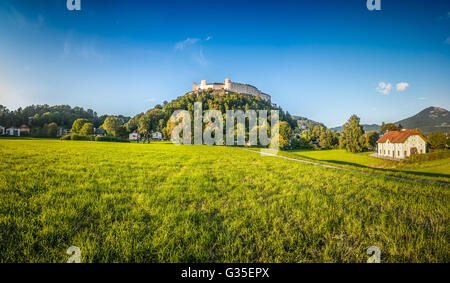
[376, 129, 427, 159]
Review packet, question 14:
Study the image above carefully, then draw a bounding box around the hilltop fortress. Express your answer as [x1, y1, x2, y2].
[191, 78, 271, 102]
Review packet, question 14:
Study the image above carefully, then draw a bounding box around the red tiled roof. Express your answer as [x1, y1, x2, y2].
[377, 129, 426, 143]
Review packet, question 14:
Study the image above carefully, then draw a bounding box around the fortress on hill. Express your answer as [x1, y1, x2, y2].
[191, 78, 271, 101]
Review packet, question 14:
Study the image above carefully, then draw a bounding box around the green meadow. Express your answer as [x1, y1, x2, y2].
[0, 139, 448, 262]
[279, 149, 450, 183]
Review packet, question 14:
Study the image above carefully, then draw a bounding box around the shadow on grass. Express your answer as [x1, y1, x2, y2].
[321, 159, 450, 180]
[284, 150, 450, 181]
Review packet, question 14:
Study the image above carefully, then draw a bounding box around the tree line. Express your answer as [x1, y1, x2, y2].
[0, 104, 130, 138]
[2, 96, 448, 151]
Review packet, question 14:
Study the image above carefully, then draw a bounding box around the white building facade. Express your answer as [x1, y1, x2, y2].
[129, 132, 140, 141]
[376, 129, 427, 159]
[6, 127, 20, 136]
[152, 132, 163, 140]
[192, 78, 271, 101]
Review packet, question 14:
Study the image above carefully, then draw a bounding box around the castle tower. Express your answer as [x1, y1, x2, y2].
[201, 80, 207, 86]
[224, 78, 231, 91]
[192, 82, 197, 91]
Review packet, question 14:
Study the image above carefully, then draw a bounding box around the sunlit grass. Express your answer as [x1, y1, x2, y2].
[0, 139, 448, 262]
[280, 149, 450, 183]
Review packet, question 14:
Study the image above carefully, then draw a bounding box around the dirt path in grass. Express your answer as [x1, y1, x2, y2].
[241, 148, 450, 185]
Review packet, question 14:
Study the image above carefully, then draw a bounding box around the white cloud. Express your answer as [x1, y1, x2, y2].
[63, 40, 71, 56]
[417, 97, 427, 100]
[174, 37, 209, 66]
[192, 47, 207, 66]
[79, 43, 106, 62]
[174, 38, 200, 50]
[396, 82, 409, 92]
[376, 82, 392, 95]
[62, 37, 107, 62]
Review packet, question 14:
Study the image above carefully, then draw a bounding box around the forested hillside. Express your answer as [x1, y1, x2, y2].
[0, 104, 129, 129]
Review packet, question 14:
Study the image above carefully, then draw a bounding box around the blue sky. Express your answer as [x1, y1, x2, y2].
[0, 0, 449, 127]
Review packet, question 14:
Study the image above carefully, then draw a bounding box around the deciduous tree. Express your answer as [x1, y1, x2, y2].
[380, 122, 398, 133]
[427, 131, 447, 149]
[365, 131, 380, 150]
[339, 115, 365, 152]
[102, 116, 121, 136]
[79, 123, 94, 136]
[71, 118, 88, 135]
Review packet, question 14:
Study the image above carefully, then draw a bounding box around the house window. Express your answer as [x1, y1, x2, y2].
[398, 151, 400, 156]
[388, 150, 390, 155]
[404, 151, 407, 156]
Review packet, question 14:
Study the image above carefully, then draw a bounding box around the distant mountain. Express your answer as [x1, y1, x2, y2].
[395, 106, 449, 135]
[330, 106, 450, 135]
[330, 124, 380, 133]
[291, 115, 326, 130]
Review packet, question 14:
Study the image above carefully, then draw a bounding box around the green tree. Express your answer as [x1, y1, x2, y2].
[300, 124, 325, 143]
[125, 113, 142, 133]
[365, 131, 380, 150]
[79, 123, 94, 136]
[102, 116, 121, 136]
[427, 132, 447, 149]
[319, 128, 334, 149]
[138, 109, 167, 136]
[46, 122, 58, 137]
[279, 121, 292, 142]
[115, 125, 129, 139]
[291, 136, 313, 149]
[71, 118, 89, 135]
[339, 115, 365, 152]
[279, 121, 292, 149]
[380, 122, 399, 133]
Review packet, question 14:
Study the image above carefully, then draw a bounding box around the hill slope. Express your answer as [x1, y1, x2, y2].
[330, 124, 380, 133]
[395, 106, 449, 134]
[291, 115, 326, 130]
[330, 106, 449, 134]
[128, 90, 324, 134]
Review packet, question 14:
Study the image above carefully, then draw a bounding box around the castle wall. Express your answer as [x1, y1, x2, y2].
[225, 82, 261, 97]
[196, 83, 224, 91]
[192, 79, 271, 101]
[259, 93, 271, 101]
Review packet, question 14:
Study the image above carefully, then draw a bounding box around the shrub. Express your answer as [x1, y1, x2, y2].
[402, 149, 450, 164]
[291, 137, 313, 150]
[71, 134, 91, 141]
[95, 135, 129, 143]
[427, 132, 447, 149]
[61, 134, 71, 140]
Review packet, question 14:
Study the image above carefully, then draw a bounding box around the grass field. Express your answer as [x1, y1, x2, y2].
[0, 139, 449, 262]
[279, 149, 450, 183]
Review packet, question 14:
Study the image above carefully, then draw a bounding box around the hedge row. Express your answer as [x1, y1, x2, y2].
[95, 136, 129, 142]
[61, 134, 129, 143]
